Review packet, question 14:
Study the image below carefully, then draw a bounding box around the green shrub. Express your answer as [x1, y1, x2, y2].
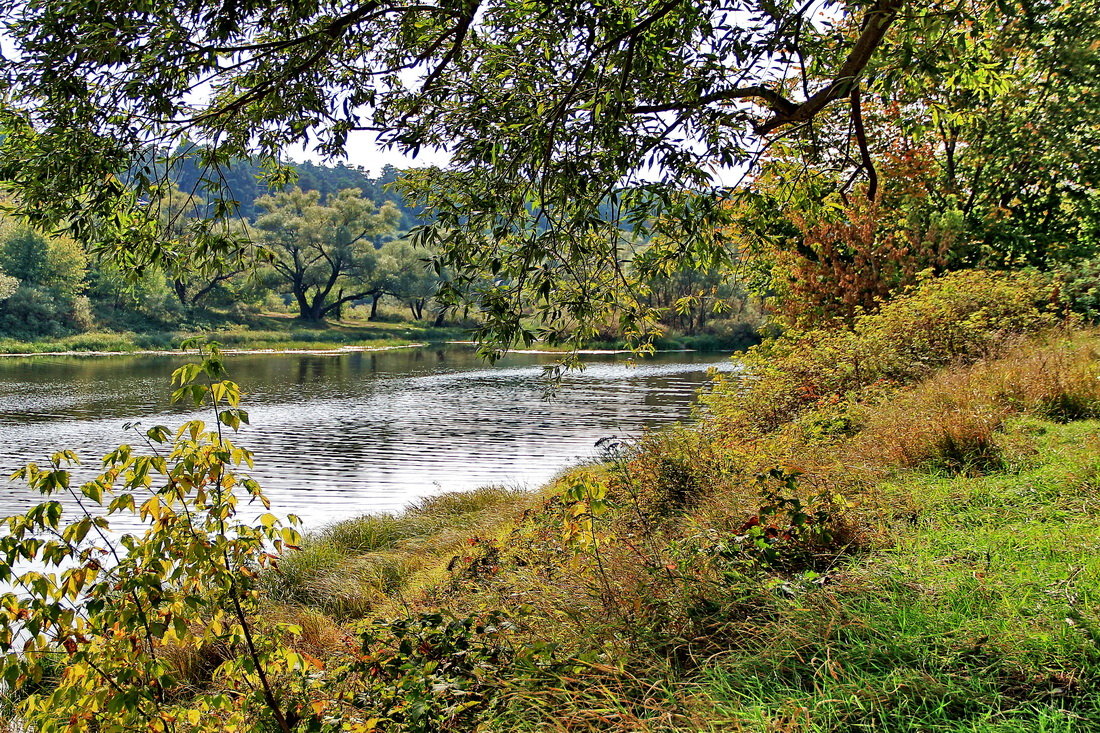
[1055, 255, 1100, 321]
[704, 270, 1057, 436]
[0, 285, 88, 338]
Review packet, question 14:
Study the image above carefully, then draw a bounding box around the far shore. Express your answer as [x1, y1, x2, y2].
[0, 341, 722, 359]
[0, 342, 430, 359]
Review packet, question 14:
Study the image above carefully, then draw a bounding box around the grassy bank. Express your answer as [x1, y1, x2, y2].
[0, 315, 469, 354]
[6, 270, 1100, 731]
[700, 416, 1100, 731]
[0, 314, 757, 356]
[249, 270, 1100, 730]
[260, 349, 1100, 729]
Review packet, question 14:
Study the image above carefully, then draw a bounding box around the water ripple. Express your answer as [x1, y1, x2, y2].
[0, 348, 739, 531]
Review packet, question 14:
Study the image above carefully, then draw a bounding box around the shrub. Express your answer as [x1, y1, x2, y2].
[616, 428, 742, 517]
[1055, 255, 1100, 321]
[0, 349, 320, 732]
[0, 285, 87, 337]
[704, 270, 1057, 436]
[346, 613, 543, 732]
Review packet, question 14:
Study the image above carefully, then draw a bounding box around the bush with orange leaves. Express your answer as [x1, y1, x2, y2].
[736, 140, 961, 329]
[777, 195, 957, 328]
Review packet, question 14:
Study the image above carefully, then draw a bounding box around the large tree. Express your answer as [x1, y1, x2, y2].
[730, 0, 1100, 325]
[255, 187, 400, 321]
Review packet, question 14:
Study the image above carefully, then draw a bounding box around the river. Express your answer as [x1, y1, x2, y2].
[0, 346, 736, 532]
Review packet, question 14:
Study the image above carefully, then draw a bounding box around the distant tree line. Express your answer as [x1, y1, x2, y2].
[157, 146, 427, 228]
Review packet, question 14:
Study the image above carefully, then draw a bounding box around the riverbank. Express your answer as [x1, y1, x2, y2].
[255, 271, 1100, 730]
[0, 317, 466, 356]
[5, 271, 1099, 731]
[0, 317, 757, 357]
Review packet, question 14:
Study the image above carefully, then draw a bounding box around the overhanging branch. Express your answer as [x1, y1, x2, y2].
[755, 0, 904, 134]
[626, 0, 903, 136]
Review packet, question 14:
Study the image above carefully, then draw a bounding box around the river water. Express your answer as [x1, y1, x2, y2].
[0, 347, 736, 531]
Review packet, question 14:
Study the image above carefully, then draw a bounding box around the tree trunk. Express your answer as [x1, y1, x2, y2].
[369, 292, 382, 320]
[296, 291, 326, 321]
[292, 282, 312, 320]
[172, 279, 189, 306]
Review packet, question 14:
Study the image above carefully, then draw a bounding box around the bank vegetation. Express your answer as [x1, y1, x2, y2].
[2, 269, 1099, 731]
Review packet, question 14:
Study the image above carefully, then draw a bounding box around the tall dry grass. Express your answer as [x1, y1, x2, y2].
[854, 331, 1100, 473]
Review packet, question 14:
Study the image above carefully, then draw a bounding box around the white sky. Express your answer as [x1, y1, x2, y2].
[290, 130, 749, 188]
[288, 130, 451, 176]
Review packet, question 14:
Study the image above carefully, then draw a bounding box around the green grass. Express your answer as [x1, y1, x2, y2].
[699, 418, 1100, 732]
[0, 315, 471, 354]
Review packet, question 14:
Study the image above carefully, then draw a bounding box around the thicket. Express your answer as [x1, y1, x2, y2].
[704, 269, 1058, 436]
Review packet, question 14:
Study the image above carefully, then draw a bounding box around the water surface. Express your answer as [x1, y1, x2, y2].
[0, 347, 735, 530]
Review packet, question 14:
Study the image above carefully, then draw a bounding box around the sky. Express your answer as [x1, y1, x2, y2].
[290, 133, 450, 176]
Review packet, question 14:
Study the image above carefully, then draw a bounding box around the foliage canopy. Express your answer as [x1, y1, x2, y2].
[0, 0, 916, 350]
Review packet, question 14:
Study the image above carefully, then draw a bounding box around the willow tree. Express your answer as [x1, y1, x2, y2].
[255, 187, 401, 321]
[0, 0, 990, 353]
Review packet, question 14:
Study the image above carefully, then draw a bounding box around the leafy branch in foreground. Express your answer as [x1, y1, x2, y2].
[0, 0, 926, 353]
[0, 345, 314, 732]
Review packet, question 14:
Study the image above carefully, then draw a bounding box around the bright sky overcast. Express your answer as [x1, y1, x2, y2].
[289, 129, 451, 176]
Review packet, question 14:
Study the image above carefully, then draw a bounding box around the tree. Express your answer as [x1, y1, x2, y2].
[0, 221, 93, 337]
[0, 0, 918, 352]
[0, 271, 17, 301]
[152, 182, 251, 307]
[634, 239, 754, 334]
[0, 224, 86, 298]
[255, 187, 401, 321]
[377, 239, 441, 321]
[731, 0, 1100, 323]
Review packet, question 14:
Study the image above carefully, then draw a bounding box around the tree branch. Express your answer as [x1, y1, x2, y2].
[755, 0, 904, 134]
[850, 85, 878, 202]
[624, 0, 902, 138]
[628, 85, 799, 116]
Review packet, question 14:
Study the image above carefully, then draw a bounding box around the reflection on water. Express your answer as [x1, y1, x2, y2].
[0, 347, 738, 530]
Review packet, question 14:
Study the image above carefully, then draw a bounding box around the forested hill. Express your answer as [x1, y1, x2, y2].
[162, 151, 426, 228]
